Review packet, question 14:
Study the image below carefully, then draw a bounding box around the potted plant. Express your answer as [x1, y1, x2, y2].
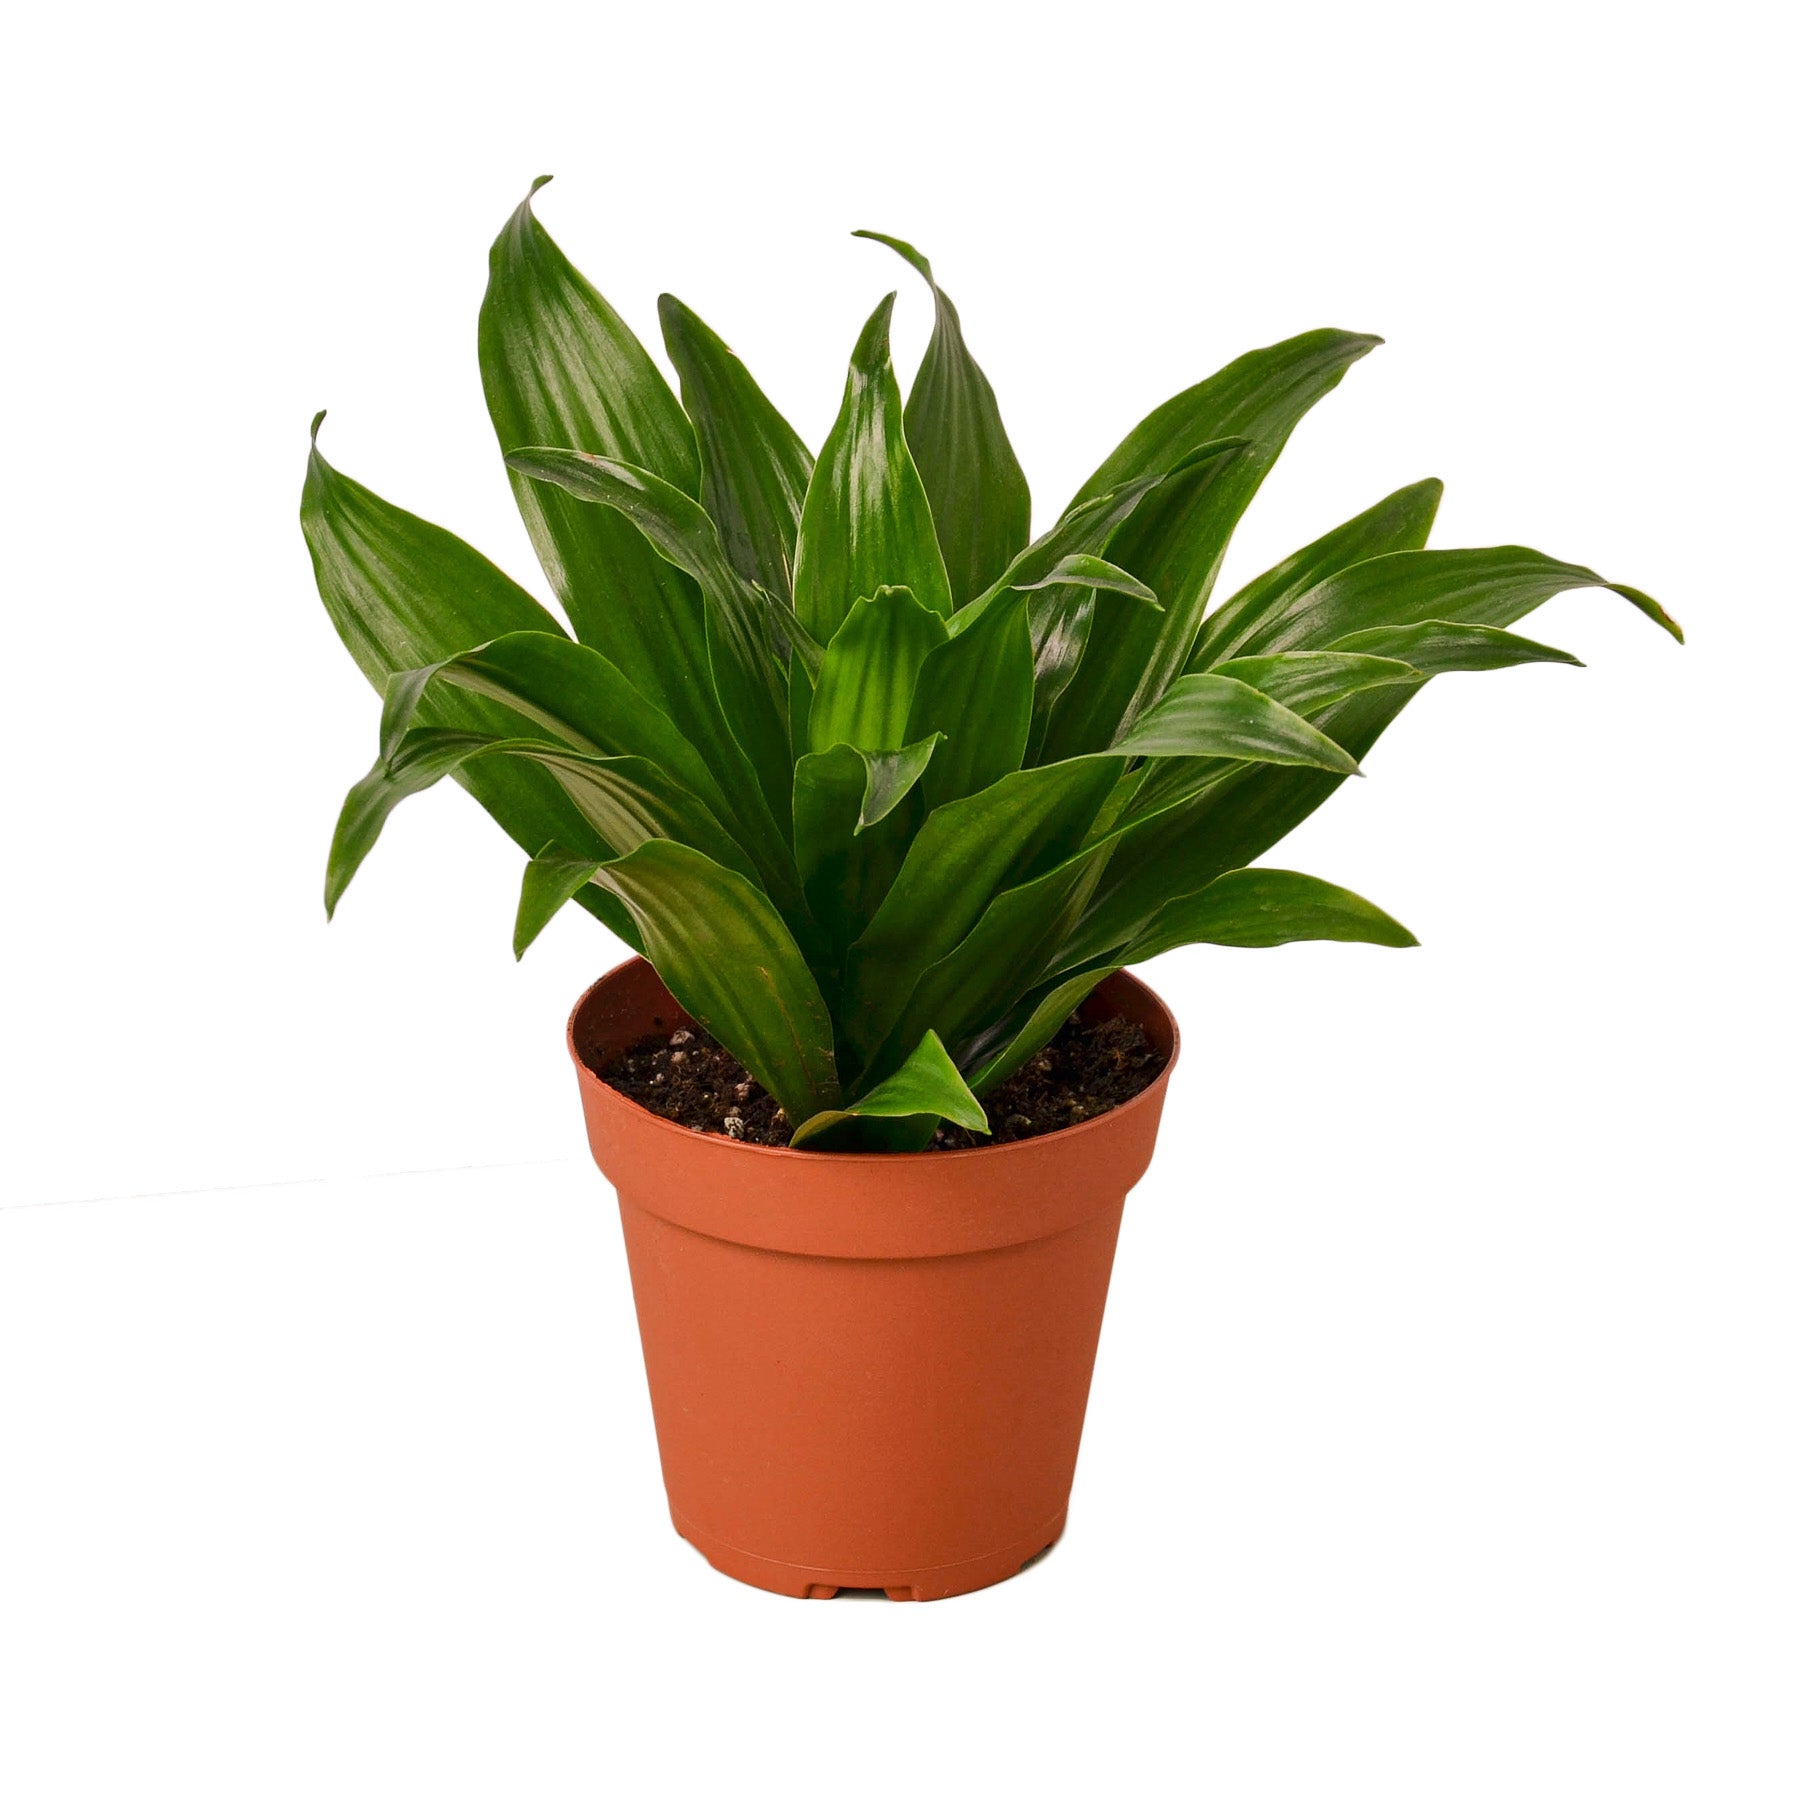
[302, 178, 1679, 1600]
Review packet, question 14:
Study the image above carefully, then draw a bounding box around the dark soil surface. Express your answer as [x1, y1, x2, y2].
[592, 1012, 1167, 1150]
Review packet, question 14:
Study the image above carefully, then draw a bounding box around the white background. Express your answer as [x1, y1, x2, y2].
[3, 2, 1794, 1793]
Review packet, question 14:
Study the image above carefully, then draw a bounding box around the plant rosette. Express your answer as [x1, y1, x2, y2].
[303, 179, 1678, 1598]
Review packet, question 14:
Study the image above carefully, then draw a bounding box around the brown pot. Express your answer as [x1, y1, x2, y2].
[568, 957, 1179, 1602]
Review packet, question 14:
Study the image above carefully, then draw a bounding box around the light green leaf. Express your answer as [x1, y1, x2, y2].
[1041, 330, 1383, 760]
[792, 295, 953, 643]
[657, 292, 814, 603]
[1111, 673, 1362, 773]
[854, 231, 1030, 605]
[1190, 478, 1444, 669]
[1124, 867, 1418, 959]
[788, 1029, 988, 1150]
[808, 586, 949, 754]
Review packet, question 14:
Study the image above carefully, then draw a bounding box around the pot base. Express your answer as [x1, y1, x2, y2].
[672, 1506, 1067, 1602]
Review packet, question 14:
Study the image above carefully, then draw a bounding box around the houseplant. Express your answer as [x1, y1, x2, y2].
[302, 179, 1679, 1598]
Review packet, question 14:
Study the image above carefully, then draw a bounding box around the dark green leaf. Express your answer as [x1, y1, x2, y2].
[792, 737, 940, 962]
[1061, 683, 1420, 966]
[515, 841, 614, 957]
[840, 758, 1120, 1063]
[808, 586, 948, 753]
[905, 588, 1034, 811]
[1326, 619, 1583, 673]
[1228, 545, 1683, 657]
[1190, 478, 1444, 669]
[1121, 652, 1420, 821]
[326, 728, 753, 918]
[501, 446, 793, 825]
[1111, 673, 1362, 773]
[1017, 556, 1163, 762]
[479, 180, 708, 713]
[791, 295, 953, 643]
[586, 839, 841, 1123]
[657, 292, 814, 602]
[1124, 867, 1418, 959]
[854, 231, 1030, 605]
[788, 1029, 988, 1150]
[1206, 650, 1427, 714]
[1041, 331, 1383, 759]
[965, 965, 1120, 1094]
[300, 428, 629, 939]
[862, 837, 1114, 1089]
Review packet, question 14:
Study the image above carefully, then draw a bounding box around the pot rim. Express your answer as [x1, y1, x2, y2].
[566, 957, 1180, 1166]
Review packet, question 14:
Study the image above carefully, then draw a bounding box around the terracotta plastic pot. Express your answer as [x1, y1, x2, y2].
[568, 957, 1179, 1601]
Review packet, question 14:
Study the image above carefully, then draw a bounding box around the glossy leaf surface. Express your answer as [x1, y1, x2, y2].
[808, 586, 948, 753]
[1041, 332, 1381, 759]
[791, 295, 953, 643]
[855, 231, 1030, 604]
[1190, 478, 1443, 669]
[658, 292, 814, 602]
[788, 1029, 987, 1150]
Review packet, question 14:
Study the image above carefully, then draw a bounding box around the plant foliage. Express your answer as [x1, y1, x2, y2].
[303, 180, 1680, 1149]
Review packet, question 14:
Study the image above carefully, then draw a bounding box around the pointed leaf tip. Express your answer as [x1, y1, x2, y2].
[851, 293, 898, 372]
[310, 409, 326, 444]
[528, 173, 554, 197]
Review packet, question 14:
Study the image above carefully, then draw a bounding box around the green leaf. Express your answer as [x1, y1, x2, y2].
[1190, 478, 1444, 669]
[905, 587, 1034, 812]
[326, 728, 754, 919]
[808, 586, 949, 754]
[1060, 683, 1421, 967]
[1041, 330, 1383, 759]
[1111, 673, 1362, 774]
[1326, 619, 1584, 673]
[840, 757, 1121, 1064]
[1017, 556, 1164, 762]
[861, 837, 1114, 1090]
[1018, 554, 1159, 604]
[1120, 652, 1420, 822]
[854, 231, 1030, 605]
[1229, 545, 1683, 657]
[514, 842, 614, 957]
[792, 294, 953, 643]
[965, 966, 1120, 1095]
[586, 840, 841, 1123]
[792, 737, 941, 961]
[377, 629, 731, 826]
[503, 446, 794, 833]
[479, 180, 708, 706]
[300, 428, 631, 941]
[788, 1029, 988, 1150]
[1206, 651, 1427, 714]
[1124, 867, 1418, 959]
[657, 292, 814, 603]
